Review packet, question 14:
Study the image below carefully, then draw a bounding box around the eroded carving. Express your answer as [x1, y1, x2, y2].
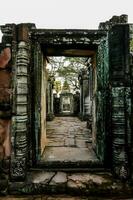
[10, 41, 29, 181]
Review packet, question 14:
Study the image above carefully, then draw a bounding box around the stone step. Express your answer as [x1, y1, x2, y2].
[8, 171, 133, 197]
[30, 167, 108, 173]
[41, 146, 101, 169]
[36, 160, 104, 171]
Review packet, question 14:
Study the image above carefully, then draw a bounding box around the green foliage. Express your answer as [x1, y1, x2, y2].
[49, 56, 87, 91]
[54, 80, 61, 94]
[62, 80, 70, 92]
[130, 39, 133, 52]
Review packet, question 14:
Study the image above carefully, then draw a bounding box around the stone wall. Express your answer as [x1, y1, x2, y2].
[109, 24, 131, 180]
[0, 45, 11, 194]
[129, 25, 133, 181]
[99, 14, 128, 30]
[79, 68, 91, 121]
[94, 36, 110, 164]
[40, 58, 47, 154]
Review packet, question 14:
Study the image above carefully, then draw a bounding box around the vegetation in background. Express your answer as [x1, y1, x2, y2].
[48, 57, 88, 91]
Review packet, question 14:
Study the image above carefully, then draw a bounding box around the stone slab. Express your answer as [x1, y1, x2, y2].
[8, 171, 133, 197]
[29, 172, 55, 184]
[49, 172, 67, 185]
[42, 147, 99, 162]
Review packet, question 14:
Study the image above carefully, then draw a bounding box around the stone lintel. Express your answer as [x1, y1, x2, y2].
[31, 29, 107, 49]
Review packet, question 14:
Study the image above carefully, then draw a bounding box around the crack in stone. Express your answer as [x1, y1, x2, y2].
[47, 172, 57, 185]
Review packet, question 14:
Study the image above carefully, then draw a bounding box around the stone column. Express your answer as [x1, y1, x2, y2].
[109, 24, 131, 180]
[78, 74, 83, 118]
[46, 75, 55, 121]
[79, 69, 91, 120]
[10, 24, 30, 181]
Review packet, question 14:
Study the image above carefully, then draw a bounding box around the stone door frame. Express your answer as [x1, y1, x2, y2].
[30, 29, 108, 166]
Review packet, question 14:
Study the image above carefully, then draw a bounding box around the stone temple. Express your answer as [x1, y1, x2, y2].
[0, 14, 133, 198]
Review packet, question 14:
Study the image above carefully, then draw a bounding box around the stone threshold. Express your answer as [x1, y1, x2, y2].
[8, 171, 133, 197]
[36, 160, 103, 170]
[30, 167, 107, 173]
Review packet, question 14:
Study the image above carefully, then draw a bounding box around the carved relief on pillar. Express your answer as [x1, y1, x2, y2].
[108, 24, 131, 180]
[112, 87, 131, 180]
[10, 41, 29, 180]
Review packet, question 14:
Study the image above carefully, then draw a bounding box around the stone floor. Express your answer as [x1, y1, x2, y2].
[0, 196, 133, 200]
[41, 117, 100, 168]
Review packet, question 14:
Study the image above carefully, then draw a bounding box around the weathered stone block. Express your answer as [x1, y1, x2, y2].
[65, 138, 75, 147]
[49, 172, 67, 185]
[0, 145, 5, 159]
[17, 65, 27, 75]
[10, 156, 27, 180]
[0, 179, 8, 195]
[12, 116, 27, 131]
[17, 24, 29, 42]
[0, 48, 11, 69]
[0, 121, 6, 144]
[0, 70, 11, 104]
[0, 119, 11, 158]
[16, 104, 27, 115]
[17, 95, 27, 103]
[0, 70, 11, 88]
[32, 172, 55, 184]
[16, 83, 28, 94]
[0, 88, 11, 103]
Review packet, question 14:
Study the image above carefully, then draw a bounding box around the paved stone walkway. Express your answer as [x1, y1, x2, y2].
[46, 117, 92, 148]
[41, 117, 99, 166]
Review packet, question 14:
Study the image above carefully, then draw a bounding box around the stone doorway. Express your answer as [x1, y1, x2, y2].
[31, 30, 109, 171]
[35, 50, 102, 169]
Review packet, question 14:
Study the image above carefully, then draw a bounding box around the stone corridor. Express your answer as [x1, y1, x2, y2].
[40, 117, 100, 168]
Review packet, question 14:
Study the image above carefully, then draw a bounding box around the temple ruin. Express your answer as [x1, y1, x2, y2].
[0, 14, 133, 196]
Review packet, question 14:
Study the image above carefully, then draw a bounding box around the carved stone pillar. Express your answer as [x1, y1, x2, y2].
[10, 24, 36, 180]
[10, 41, 29, 180]
[109, 24, 131, 180]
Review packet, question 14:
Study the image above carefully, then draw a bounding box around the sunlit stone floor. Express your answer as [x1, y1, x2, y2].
[41, 117, 99, 166]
